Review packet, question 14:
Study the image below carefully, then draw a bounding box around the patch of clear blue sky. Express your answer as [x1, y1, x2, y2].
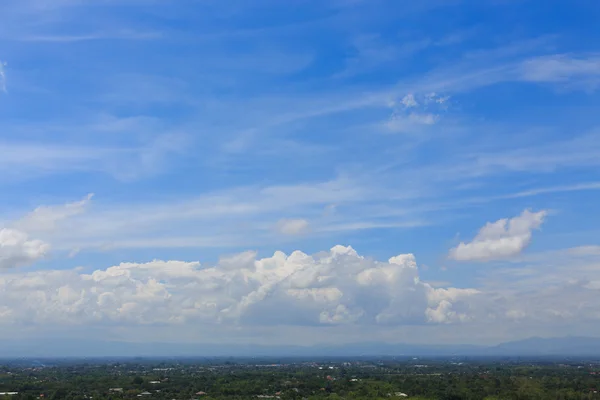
[0, 0, 600, 283]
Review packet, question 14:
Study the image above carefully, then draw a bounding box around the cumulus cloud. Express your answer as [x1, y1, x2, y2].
[0, 245, 478, 327]
[0, 228, 50, 269]
[449, 209, 547, 262]
[276, 218, 310, 235]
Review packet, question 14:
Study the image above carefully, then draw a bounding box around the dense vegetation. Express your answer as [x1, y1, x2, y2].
[1, 357, 600, 399]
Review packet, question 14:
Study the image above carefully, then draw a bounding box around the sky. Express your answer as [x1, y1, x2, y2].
[1, 0, 600, 350]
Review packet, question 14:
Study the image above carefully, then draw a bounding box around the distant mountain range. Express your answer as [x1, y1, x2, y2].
[2, 336, 600, 358]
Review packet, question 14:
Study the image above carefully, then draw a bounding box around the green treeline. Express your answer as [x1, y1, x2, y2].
[0, 360, 599, 400]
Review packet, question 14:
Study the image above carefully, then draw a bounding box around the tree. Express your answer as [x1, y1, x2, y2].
[132, 376, 144, 385]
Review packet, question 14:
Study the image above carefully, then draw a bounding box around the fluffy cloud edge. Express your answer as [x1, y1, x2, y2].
[0, 245, 479, 328]
[0, 228, 50, 269]
[449, 209, 547, 262]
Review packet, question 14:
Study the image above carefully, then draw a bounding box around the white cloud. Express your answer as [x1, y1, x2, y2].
[385, 113, 440, 133]
[6, 242, 600, 342]
[67, 248, 80, 258]
[449, 209, 547, 262]
[276, 218, 310, 235]
[0, 228, 50, 269]
[426, 300, 469, 324]
[15, 193, 93, 233]
[474, 246, 600, 331]
[0, 246, 478, 328]
[0, 114, 188, 182]
[386, 92, 449, 133]
[396, 92, 450, 112]
[567, 245, 600, 257]
[18, 30, 162, 42]
[520, 54, 600, 83]
[0, 195, 96, 265]
[20, 177, 427, 252]
[408, 112, 438, 125]
[401, 93, 418, 108]
[425, 92, 449, 105]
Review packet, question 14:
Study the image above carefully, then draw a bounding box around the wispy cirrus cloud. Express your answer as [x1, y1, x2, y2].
[17, 30, 163, 42]
[520, 54, 600, 89]
[0, 135, 187, 182]
[1, 176, 426, 253]
[14, 193, 94, 233]
[0, 109, 191, 182]
[276, 219, 310, 235]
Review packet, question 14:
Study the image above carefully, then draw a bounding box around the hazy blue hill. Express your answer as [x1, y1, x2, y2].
[2, 336, 600, 358]
[487, 336, 600, 356]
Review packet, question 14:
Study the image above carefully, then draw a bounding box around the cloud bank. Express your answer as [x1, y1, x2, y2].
[0, 246, 478, 327]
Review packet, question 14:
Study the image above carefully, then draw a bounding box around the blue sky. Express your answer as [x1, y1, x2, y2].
[1, 0, 600, 348]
